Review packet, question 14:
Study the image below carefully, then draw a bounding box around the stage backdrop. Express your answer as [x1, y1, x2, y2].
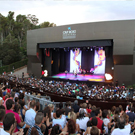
[94, 49, 106, 74]
[70, 48, 82, 73]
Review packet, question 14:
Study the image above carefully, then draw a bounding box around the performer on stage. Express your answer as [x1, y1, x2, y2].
[83, 69, 86, 76]
[75, 69, 77, 78]
[65, 70, 68, 76]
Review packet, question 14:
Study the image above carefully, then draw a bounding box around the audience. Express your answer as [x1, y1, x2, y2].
[0, 75, 135, 135]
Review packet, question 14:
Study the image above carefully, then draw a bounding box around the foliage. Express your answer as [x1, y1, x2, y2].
[0, 59, 28, 74]
[0, 11, 56, 66]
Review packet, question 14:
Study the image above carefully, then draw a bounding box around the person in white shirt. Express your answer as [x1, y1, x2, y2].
[111, 116, 130, 135]
[123, 113, 131, 134]
[76, 109, 89, 131]
[24, 100, 36, 126]
[52, 109, 65, 129]
[102, 109, 110, 134]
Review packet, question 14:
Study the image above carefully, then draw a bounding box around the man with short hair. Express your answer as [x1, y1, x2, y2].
[28, 112, 45, 135]
[111, 116, 130, 135]
[6, 99, 25, 132]
[0, 108, 5, 128]
[52, 109, 65, 129]
[95, 108, 105, 134]
[0, 113, 16, 135]
[25, 100, 36, 126]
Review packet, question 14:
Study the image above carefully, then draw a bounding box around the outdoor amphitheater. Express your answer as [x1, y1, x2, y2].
[1, 20, 135, 135]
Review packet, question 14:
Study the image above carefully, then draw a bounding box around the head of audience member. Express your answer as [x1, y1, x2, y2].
[68, 111, 77, 123]
[67, 119, 76, 134]
[91, 105, 96, 113]
[95, 108, 102, 117]
[0, 105, 5, 110]
[78, 109, 85, 119]
[119, 105, 123, 112]
[48, 104, 54, 112]
[74, 100, 78, 105]
[15, 97, 19, 104]
[43, 106, 51, 120]
[19, 99, 25, 109]
[19, 93, 24, 101]
[50, 124, 59, 135]
[35, 112, 45, 127]
[14, 104, 21, 114]
[115, 107, 120, 115]
[90, 126, 99, 135]
[3, 113, 16, 134]
[111, 106, 116, 114]
[0, 108, 5, 125]
[131, 107, 134, 112]
[56, 109, 62, 119]
[117, 116, 125, 129]
[36, 102, 40, 112]
[6, 99, 14, 110]
[82, 103, 87, 109]
[102, 109, 108, 119]
[29, 100, 36, 111]
[41, 124, 46, 134]
[10, 92, 15, 99]
[30, 127, 39, 135]
[91, 116, 98, 126]
[122, 113, 129, 124]
[61, 109, 65, 115]
[59, 102, 63, 109]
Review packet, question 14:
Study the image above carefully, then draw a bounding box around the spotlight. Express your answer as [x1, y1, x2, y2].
[87, 47, 90, 49]
[54, 48, 55, 50]
[105, 73, 113, 81]
[91, 48, 93, 51]
[112, 67, 114, 70]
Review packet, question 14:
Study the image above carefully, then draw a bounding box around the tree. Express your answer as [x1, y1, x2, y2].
[0, 11, 56, 66]
[40, 21, 56, 28]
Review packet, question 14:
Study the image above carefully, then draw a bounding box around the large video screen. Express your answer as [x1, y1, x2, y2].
[70, 48, 82, 73]
[94, 49, 106, 74]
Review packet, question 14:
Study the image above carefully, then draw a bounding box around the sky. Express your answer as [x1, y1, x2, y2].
[0, 0, 135, 26]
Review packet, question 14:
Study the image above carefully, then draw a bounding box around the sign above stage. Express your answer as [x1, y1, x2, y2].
[62, 27, 76, 39]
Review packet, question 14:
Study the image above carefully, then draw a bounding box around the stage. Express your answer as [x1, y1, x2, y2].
[51, 73, 105, 82]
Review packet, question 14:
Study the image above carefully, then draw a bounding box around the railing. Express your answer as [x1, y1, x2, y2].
[0, 59, 28, 74]
[24, 94, 53, 111]
[24, 94, 72, 112]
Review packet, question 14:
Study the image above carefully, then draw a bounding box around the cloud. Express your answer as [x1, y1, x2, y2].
[0, 0, 135, 26]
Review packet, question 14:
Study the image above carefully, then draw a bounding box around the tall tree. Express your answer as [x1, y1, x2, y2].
[40, 21, 56, 28]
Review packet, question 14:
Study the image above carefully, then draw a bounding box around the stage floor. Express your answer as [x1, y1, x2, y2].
[52, 73, 105, 82]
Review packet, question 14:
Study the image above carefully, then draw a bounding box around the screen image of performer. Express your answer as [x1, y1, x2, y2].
[92, 48, 106, 74]
[70, 48, 82, 73]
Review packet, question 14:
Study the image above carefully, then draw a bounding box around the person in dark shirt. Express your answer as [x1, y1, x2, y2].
[126, 107, 135, 122]
[72, 100, 80, 113]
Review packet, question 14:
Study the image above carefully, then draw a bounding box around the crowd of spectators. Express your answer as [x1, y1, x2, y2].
[0, 75, 135, 135]
[0, 75, 131, 101]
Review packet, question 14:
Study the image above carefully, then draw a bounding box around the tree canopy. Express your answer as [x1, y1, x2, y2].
[0, 11, 56, 65]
